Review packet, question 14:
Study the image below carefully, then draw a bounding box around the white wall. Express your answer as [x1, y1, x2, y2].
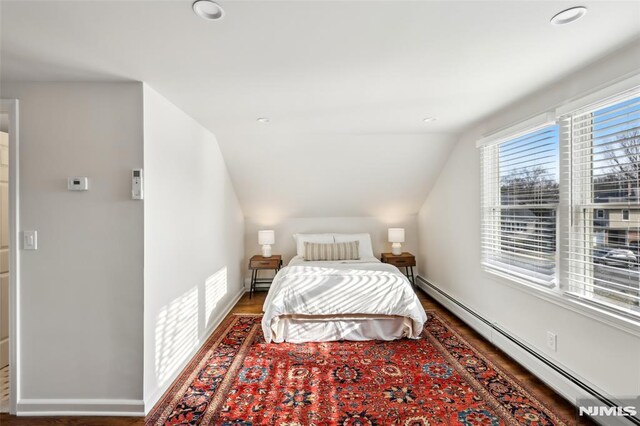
[418, 41, 640, 400]
[244, 215, 418, 280]
[219, 132, 457, 219]
[0, 81, 245, 414]
[142, 85, 245, 410]
[2, 82, 145, 408]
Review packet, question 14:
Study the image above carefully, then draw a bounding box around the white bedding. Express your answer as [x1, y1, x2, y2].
[262, 256, 427, 343]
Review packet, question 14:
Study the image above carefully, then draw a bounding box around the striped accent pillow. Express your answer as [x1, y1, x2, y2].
[304, 241, 360, 261]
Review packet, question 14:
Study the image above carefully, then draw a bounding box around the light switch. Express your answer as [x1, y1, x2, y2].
[23, 230, 37, 250]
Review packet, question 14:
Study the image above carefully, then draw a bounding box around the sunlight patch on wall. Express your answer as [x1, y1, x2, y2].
[250, 207, 286, 226]
[206, 267, 228, 328]
[373, 205, 414, 224]
[155, 286, 198, 385]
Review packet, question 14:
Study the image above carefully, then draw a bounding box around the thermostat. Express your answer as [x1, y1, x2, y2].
[132, 169, 143, 200]
[67, 177, 89, 191]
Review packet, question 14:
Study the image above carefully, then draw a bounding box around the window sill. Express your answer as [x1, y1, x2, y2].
[482, 267, 640, 337]
[482, 261, 556, 288]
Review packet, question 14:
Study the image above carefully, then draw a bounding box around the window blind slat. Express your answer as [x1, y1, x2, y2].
[580, 126, 640, 144]
[499, 142, 558, 159]
[571, 99, 640, 127]
[571, 132, 640, 152]
[574, 113, 640, 135]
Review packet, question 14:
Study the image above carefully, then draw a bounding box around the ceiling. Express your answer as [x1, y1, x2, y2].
[2, 1, 639, 218]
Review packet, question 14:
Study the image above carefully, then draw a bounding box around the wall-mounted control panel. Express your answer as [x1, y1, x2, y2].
[67, 176, 89, 191]
[132, 169, 143, 200]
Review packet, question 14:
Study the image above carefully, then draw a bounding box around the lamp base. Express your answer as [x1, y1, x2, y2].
[391, 243, 402, 256]
[262, 245, 272, 258]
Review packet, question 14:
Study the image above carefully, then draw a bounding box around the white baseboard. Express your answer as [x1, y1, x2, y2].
[16, 398, 145, 416]
[143, 287, 246, 414]
[416, 275, 637, 426]
[13, 288, 247, 418]
[13, 288, 246, 417]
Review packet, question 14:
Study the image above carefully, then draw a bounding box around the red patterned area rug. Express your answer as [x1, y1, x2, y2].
[146, 313, 568, 426]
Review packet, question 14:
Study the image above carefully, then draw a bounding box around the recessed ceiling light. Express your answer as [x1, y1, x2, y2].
[423, 117, 437, 123]
[550, 6, 587, 25]
[193, 0, 225, 21]
[257, 117, 270, 124]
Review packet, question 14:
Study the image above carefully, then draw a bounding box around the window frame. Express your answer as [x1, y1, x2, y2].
[562, 90, 640, 320]
[477, 78, 640, 330]
[479, 121, 560, 289]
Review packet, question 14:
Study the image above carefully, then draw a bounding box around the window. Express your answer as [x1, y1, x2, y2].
[564, 94, 640, 316]
[479, 84, 640, 321]
[480, 124, 559, 287]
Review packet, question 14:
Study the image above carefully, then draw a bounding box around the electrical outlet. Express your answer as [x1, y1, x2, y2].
[546, 331, 557, 352]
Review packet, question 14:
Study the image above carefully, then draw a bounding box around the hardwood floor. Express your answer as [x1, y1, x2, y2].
[0, 288, 591, 425]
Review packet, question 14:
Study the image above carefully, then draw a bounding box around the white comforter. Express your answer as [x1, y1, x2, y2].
[262, 257, 427, 343]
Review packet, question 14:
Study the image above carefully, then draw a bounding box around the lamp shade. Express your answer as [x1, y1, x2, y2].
[258, 230, 275, 245]
[388, 228, 405, 243]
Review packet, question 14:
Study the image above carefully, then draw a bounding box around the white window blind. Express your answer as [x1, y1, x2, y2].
[481, 125, 559, 287]
[563, 92, 640, 317]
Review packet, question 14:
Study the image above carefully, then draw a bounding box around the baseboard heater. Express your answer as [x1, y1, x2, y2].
[416, 276, 640, 426]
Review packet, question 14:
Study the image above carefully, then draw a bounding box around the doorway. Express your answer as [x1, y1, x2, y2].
[0, 100, 18, 415]
[0, 114, 8, 412]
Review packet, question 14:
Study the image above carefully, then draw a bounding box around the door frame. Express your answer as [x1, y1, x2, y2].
[0, 99, 19, 415]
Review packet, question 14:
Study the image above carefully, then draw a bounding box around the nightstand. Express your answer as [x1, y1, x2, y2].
[248, 255, 282, 297]
[381, 252, 416, 286]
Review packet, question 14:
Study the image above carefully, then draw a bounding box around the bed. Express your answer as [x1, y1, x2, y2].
[261, 233, 428, 343]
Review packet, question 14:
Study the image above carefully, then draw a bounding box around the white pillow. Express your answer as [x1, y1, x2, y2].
[333, 233, 374, 258]
[292, 233, 335, 257]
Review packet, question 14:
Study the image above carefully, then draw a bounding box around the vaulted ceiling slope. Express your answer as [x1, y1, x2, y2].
[2, 1, 639, 218]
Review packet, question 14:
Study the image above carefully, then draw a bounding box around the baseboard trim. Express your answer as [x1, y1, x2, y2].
[14, 288, 247, 417]
[416, 275, 639, 426]
[16, 398, 145, 416]
[143, 287, 246, 414]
